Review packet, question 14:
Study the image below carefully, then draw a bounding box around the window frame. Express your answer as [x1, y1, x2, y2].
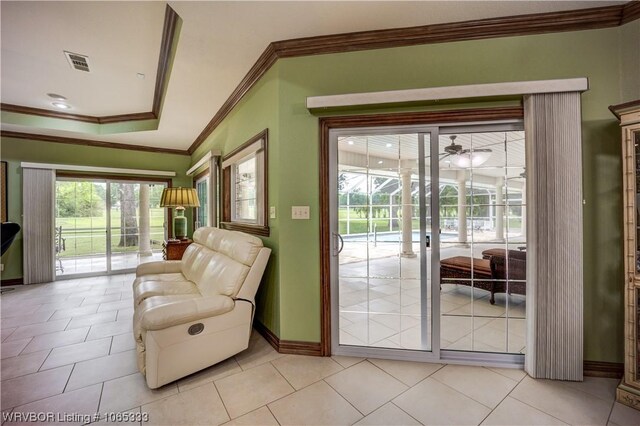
[221, 129, 269, 237]
[193, 169, 210, 229]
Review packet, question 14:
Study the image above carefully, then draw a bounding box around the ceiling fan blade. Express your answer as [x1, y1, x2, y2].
[460, 148, 492, 154]
[439, 153, 452, 160]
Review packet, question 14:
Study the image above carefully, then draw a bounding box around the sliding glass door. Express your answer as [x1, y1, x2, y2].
[55, 178, 167, 277]
[438, 130, 526, 355]
[331, 128, 437, 357]
[330, 123, 526, 361]
[55, 179, 108, 275]
[109, 182, 167, 272]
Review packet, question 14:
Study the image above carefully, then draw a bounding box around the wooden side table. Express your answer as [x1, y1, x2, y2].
[162, 239, 193, 260]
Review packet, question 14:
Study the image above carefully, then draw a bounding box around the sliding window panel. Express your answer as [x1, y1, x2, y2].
[54, 179, 107, 276]
[110, 182, 167, 271]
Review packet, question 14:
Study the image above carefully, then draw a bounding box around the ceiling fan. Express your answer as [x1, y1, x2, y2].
[507, 168, 527, 180]
[440, 135, 492, 167]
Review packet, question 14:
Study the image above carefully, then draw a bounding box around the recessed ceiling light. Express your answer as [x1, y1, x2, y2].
[378, 160, 384, 164]
[386, 143, 392, 147]
[52, 102, 71, 109]
[347, 141, 354, 145]
[47, 93, 67, 100]
[137, 73, 145, 79]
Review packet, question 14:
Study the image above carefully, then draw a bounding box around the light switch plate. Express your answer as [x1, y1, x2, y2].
[270, 206, 276, 219]
[291, 206, 310, 220]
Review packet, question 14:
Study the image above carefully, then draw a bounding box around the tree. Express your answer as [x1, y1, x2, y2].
[55, 181, 105, 218]
[117, 184, 139, 247]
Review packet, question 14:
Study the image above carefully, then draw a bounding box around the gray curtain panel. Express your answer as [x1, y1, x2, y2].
[22, 167, 55, 284]
[524, 92, 584, 381]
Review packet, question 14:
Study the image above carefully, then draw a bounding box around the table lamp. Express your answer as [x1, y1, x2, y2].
[160, 187, 200, 240]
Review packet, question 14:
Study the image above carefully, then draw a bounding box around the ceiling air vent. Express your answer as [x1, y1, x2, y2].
[64, 51, 90, 72]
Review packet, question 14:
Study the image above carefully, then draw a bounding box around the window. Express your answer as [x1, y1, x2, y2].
[221, 129, 269, 236]
[195, 174, 209, 228]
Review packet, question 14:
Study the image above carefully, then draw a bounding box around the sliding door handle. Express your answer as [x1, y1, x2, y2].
[332, 233, 345, 256]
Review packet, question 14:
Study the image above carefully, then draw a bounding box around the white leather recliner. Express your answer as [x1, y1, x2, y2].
[132, 227, 271, 389]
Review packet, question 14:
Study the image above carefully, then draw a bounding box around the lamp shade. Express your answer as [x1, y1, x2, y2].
[160, 187, 200, 208]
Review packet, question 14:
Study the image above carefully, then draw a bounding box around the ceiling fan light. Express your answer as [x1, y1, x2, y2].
[451, 150, 491, 168]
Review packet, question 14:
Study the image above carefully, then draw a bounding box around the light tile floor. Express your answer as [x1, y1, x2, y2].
[339, 243, 526, 353]
[1, 274, 639, 425]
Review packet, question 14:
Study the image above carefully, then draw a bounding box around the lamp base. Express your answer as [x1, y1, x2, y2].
[173, 208, 187, 240]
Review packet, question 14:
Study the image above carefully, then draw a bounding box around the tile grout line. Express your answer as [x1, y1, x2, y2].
[429, 370, 506, 412]
[265, 404, 283, 426]
[507, 386, 580, 425]
[605, 399, 616, 425]
[268, 359, 299, 392]
[269, 356, 347, 393]
[211, 380, 232, 422]
[390, 401, 425, 425]
[98, 374, 178, 416]
[364, 360, 447, 415]
[3, 365, 76, 412]
[476, 367, 528, 424]
[6, 317, 72, 342]
[32, 348, 55, 374]
[555, 378, 620, 403]
[14, 336, 35, 357]
[62, 362, 77, 393]
[321, 377, 367, 419]
[96, 382, 105, 415]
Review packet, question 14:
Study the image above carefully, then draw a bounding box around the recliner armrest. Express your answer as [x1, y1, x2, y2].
[136, 261, 182, 277]
[140, 295, 235, 331]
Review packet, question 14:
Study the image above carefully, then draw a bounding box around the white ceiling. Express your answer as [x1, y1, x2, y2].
[338, 131, 526, 180]
[0, 1, 624, 151]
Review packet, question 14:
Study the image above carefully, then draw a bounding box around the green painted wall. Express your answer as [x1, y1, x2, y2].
[620, 19, 640, 102]
[194, 22, 638, 361]
[275, 27, 630, 356]
[0, 137, 192, 281]
[193, 64, 282, 336]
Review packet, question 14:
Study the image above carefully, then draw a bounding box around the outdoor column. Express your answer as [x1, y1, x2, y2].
[139, 184, 152, 257]
[457, 170, 467, 244]
[495, 177, 505, 241]
[521, 183, 527, 237]
[401, 169, 415, 257]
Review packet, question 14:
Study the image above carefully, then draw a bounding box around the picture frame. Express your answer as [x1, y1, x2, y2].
[1, 161, 7, 223]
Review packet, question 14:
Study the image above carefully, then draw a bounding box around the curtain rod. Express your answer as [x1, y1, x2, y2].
[186, 150, 221, 176]
[306, 78, 589, 109]
[20, 162, 176, 177]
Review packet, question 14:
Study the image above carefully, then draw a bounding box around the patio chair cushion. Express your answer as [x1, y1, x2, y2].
[440, 252, 526, 305]
[481, 248, 526, 261]
[440, 256, 491, 277]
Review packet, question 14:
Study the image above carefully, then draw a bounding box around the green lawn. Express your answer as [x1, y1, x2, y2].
[337, 207, 522, 235]
[338, 207, 419, 234]
[56, 209, 166, 257]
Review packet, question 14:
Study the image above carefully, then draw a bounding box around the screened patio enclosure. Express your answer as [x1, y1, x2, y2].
[333, 129, 527, 357]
